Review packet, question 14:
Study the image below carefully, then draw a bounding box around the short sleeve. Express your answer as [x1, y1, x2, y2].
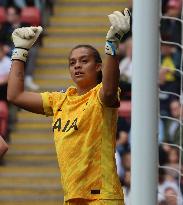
[40, 92, 54, 116]
[41, 91, 67, 116]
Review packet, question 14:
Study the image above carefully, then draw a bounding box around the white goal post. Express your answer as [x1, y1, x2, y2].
[131, 0, 160, 205]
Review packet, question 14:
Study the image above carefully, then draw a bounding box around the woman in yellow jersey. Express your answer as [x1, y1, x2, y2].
[7, 8, 130, 205]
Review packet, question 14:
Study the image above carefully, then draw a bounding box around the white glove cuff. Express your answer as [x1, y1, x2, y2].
[105, 41, 119, 56]
[11, 48, 28, 62]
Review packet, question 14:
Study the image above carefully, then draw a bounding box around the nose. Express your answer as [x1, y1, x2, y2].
[74, 60, 81, 69]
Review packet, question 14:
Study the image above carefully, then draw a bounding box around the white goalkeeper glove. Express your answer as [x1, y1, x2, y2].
[11, 26, 43, 62]
[105, 8, 130, 56]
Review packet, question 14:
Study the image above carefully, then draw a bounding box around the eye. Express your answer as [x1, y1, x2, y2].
[69, 61, 75, 66]
[82, 59, 88, 63]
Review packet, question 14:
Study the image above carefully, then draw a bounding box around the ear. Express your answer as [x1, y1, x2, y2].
[96, 63, 102, 72]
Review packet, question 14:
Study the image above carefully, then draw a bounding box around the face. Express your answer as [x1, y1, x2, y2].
[121, 153, 131, 170]
[161, 44, 174, 56]
[117, 131, 128, 145]
[170, 100, 180, 119]
[168, 148, 179, 164]
[167, 6, 181, 17]
[69, 47, 101, 88]
[6, 7, 20, 24]
[123, 170, 131, 187]
[164, 188, 177, 205]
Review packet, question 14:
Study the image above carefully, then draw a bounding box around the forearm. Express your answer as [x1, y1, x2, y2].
[102, 55, 120, 95]
[103, 8, 130, 95]
[6, 26, 44, 114]
[99, 8, 130, 107]
[7, 60, 44, 114]
[7, 60, 25, 102]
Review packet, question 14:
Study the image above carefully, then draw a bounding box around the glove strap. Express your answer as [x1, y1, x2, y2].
[105, 41, 119, 56]
[11, 48, 29, 62]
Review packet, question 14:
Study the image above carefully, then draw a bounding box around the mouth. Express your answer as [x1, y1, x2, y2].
[75, 71, 84, 77]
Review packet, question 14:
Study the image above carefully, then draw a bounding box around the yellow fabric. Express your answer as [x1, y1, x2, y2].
[64, 199, 124, 205]
[161, 56, 176, 81]
[41, 83, 123, 201]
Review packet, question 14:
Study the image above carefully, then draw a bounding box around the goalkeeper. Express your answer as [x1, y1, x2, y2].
[7, 8, 130, 205]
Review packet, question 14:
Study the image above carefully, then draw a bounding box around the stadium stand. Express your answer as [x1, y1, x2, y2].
[118, 101, 131, 121]
[20, 6, 41, 26]
[0, 0, 129, 204]
[0, 7, 6, 23]
[1, 0, 181, 204]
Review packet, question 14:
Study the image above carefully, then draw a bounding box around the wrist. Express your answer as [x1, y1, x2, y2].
[105, 41, 119, 56]
[11, 48, 29, 62]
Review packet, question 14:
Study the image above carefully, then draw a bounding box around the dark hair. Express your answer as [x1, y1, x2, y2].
[70, 44, 103, 84]
[26, 0, 35, 7]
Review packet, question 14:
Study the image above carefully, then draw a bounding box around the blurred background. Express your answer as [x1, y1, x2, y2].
[0, 0, 182, 205]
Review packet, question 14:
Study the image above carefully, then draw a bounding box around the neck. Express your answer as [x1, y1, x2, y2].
[76, 82, 98, 96]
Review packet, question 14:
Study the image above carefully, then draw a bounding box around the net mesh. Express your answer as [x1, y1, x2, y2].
[158, 0, 183, 204]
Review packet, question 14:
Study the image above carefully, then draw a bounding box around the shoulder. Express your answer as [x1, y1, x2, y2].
[93, 83, 102, 92]
[41, 90, 67, 116]
[89, 83, 102, 98]
[41, 89, 67, 102]
[51, 90, 67, 99]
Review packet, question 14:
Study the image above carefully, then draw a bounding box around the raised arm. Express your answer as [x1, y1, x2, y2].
[100, 9, 130, 107]
[7, 26, 44, 114]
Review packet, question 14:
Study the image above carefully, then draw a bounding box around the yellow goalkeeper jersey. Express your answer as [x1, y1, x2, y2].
[41, 83, 123, 201]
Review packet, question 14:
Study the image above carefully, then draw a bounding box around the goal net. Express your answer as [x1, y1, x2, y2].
[158, 0, 183, 204]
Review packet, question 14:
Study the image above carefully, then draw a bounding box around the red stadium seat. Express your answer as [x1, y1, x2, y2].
[0, 7, 6, 23]
[21, 7, 41, 26]
[118, 100, 131, 119]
